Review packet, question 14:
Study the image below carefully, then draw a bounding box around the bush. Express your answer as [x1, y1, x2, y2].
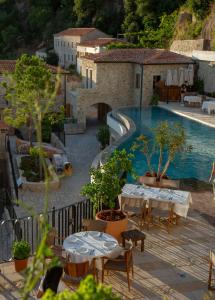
[12, 240, 31, 260]
[42, 275, 121, 300]
[150, 93, 160, 106]
[96, 126, 110, 149]
[193, 78, 204, 94]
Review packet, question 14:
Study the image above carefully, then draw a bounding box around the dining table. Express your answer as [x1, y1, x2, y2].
[202, 100, 215, 114]
[63, 231, 122, 268]
[120, 184, 192, 218]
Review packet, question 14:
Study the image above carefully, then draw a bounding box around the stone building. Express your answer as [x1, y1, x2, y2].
[76, 38, 124, 73]
[68, 49, 193, 129]
[170, 39, 210, 57]
[54, 28, 110, 69]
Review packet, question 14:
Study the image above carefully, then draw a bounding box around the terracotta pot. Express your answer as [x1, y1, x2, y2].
[14, 258, 28, 272]
[139, 175, 180, 189]
[160, 178, 180, 189]
[139, 176, 157, 186]
[96, 210, 128, 242]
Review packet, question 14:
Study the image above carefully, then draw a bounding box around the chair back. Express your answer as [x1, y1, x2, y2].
[83, 219, 106, 232]
[148, 199, 174, 212]
[121, 196, 147, 213]
[210, 250, 215, 266]
[46, 227, 57, 247]
[67, 261, 90, 278]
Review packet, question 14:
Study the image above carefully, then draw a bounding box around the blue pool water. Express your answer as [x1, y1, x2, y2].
[118, 106, 215, 182]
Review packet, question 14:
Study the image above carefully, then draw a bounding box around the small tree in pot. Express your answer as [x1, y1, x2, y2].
[132, 121, 191, 188]
[12, 240, 31, 272]
[81, 149, 133, 240]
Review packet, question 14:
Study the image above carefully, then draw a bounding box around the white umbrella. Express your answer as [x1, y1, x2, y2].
[166, 70, 172, 86]
[187, 64, 194, 85]
[179, 68, 184, 86]
[172, 69, 178, 86]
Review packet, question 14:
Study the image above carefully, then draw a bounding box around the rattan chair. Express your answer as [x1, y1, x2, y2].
[146, 199, 175, 234]
[208, 250, 215, 290]
[82, 219, 106, 232]
[101, 244, 134, 291]
[120, 196, 147, 230]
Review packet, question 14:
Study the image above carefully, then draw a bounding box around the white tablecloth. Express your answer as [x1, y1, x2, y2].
[184, 96, 202, 103]
[120, 184, 192, 218]
[202, 101, 215, 114]
[63, 231, 122, 264]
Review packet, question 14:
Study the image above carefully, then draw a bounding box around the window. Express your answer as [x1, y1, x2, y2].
[68, 54, 70, 61]
[86, 68, 88, 88]
[71, 55, 73, 62]
[89, 70, 93, 88]
[135, 73, 140, 89]
[72, 42, 73, 48]
[61, 41, 62, 47]
[64, 42, 66, 47]
[68, 42, 69, 47]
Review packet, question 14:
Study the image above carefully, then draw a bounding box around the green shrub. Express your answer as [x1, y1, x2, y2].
[96, 126, 110, 149]
[12, 240, 31, 260]
[193, 78, 204, 94]
[42, 275, 121, 300]
[150, 93, 160, 106]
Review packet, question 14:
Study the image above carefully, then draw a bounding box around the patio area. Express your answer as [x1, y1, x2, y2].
[1, 207, 215, 300]
[158, 102, 215, 128]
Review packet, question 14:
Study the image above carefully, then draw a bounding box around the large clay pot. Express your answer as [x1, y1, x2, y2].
[14, 258, 28, 272]
[96, 210, 128, 242]
[139, 176, 157, 186]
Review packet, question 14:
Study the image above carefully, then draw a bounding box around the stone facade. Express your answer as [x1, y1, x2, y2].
[54, 29, 109, 68]
[143, 64, 189, 105]
[70, 56, 192, 128]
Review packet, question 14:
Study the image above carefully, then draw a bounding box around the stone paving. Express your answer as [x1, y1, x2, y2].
[15, 124, 100, 218]
[159, 102, 215, 128]
[1, 206, 215, 300]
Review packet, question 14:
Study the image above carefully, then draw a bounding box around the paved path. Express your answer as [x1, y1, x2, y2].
[15, 125, 100, 218]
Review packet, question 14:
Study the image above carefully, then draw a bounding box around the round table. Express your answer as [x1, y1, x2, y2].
[63, 231, 121, 264]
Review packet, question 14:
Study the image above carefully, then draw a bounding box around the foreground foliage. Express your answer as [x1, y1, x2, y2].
[42, 275, 121, 300]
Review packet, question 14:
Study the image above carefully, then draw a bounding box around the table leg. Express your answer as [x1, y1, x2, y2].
[141, 240, 144, 252]
[122, 237, 125, 248]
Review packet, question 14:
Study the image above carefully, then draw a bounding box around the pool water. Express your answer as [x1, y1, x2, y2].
[119, 106, 215, 183]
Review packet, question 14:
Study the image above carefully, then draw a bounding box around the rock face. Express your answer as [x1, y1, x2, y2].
[201, 4, 215, 40]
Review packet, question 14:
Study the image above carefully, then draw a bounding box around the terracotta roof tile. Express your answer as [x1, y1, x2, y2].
[83, 49, 193, 65]
[54, 27, 96, 37]
[78, 38, 125, 47]
[0, 60, 68, 74]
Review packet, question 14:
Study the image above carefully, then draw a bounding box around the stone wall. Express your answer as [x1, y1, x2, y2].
[170, 39, 210, 57]
[143, 64, 189, 105]
[77, 61, 134, 127]
[198, 61, 215, 93]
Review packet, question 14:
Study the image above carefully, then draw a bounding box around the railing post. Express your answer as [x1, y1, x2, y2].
[52, 206, 55, 227]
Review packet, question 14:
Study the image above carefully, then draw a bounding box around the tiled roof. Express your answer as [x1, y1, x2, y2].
[78, 38, 125, 47]
[54, 27, 96, 37]
[0, 60, 68, 74]
[83, 49, 193, 65]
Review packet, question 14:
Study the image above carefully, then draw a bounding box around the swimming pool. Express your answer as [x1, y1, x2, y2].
[118, 106, 215, 182]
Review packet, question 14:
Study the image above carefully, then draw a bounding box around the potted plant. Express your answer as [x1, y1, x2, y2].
[96, 126, 110, 150]
[132, 121, 191, 188]
[12, 240, 31, 272]
[81, 149, 133, 241]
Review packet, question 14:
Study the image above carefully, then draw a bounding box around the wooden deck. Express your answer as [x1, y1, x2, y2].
[1, 209, 215, 299]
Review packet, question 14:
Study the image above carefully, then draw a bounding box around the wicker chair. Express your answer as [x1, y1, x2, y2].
[120, 196, 147, 230]
[146, 199, 175, 234]
[82, 219, 106, 232]
[208, 250, 215, 290]
[101, 244, 134, 291]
